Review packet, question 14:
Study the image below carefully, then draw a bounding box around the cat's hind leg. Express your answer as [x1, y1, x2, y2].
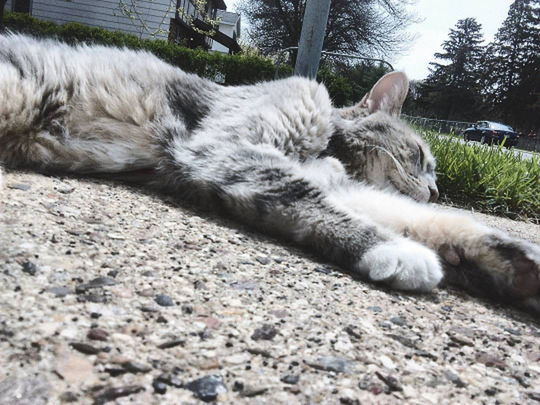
[156, 139, 443, 292]
[334, 186, 540, 311]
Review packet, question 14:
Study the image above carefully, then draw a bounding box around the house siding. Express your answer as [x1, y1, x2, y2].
[30, 0, 176, 39]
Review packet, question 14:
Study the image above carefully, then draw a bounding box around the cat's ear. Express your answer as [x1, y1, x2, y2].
[358, 71, 409, 117]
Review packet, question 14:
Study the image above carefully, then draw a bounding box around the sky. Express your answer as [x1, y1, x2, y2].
[224, 0, 514, 81]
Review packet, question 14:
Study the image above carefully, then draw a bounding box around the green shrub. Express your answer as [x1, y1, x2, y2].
[422, 130, 540, 222]
[4, 12, 292, 84]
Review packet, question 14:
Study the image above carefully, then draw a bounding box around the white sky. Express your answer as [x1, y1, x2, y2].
[225, 0, 513, 81]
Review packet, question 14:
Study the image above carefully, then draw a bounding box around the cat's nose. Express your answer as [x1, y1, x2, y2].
[428, 186, 439, 203]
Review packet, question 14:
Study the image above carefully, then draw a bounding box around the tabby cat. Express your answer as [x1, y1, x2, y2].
[1, 34, 538, 312]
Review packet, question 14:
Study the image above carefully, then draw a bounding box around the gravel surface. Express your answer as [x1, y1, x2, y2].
[1, 170, 539, 405]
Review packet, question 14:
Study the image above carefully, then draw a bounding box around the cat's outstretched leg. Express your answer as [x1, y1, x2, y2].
[335, 187, 540, 311]
[157, 140, 443, 292]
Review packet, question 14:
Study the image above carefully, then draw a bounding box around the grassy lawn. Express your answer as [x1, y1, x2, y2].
[421, 130, 539, 223]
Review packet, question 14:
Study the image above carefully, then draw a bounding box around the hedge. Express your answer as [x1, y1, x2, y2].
[3, 11, 293, 85]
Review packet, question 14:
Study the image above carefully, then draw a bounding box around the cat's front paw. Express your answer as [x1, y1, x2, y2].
[359, 238, 443, 292]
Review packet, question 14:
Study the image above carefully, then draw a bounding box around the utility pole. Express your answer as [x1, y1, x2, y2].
[294, 0, 331, 79]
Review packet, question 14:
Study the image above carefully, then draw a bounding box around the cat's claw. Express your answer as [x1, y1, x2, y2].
[359, 238, 443, 292]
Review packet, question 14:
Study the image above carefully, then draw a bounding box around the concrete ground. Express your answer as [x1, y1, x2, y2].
[1, 170, 539, 404]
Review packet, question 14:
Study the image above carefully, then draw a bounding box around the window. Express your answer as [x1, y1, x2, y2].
[13, 0, 32, 14]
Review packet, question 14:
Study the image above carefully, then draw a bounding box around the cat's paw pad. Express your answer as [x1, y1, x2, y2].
[487, 235, 540, 298]
[359, 238, 443, 292]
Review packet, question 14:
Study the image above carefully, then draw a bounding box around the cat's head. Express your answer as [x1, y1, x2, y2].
[328, 72, 438, 203]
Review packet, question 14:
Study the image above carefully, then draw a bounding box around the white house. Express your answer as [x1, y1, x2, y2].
[211, 10, 240, 54]
[4, 0, 241, 52]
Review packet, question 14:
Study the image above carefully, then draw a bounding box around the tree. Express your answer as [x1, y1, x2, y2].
[483, 0, 540, 132]
[417, 18, 486, 120]
[236, 0, 417, 58]
[0, 0, 7, 31]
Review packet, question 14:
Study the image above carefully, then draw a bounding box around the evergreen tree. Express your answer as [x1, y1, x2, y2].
[417, 18, 486, 121]
[483, 0, 540, 133]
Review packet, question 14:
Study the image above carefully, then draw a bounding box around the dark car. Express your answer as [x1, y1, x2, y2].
[463, 121, 519, 147]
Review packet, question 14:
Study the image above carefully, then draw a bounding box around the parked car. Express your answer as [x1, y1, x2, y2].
[463, 121, 519, 147]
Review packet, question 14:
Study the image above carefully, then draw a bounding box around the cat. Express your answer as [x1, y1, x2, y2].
[1, 33, 539, 313]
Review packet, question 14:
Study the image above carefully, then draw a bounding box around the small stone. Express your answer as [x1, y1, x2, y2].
[528, 392, 540, 402]
[194, 280, 207, 290]
[385, 333, 417, 348]
[375, 371, 402, 391]
[107, 270, 119, 278]
[156, 373, 183, 388]
[140, 306, 158, 313]
[232, 381, 244, 392]
[340, 398, 360, 405]
[255, 256, 270, 265]
[87, 328, 109, 341]
[46, 286, 72, 297]
[121, 361, 152, 373]
[75, 277, 116, 294]
[344, 325, 362, 340]
[241, 385, 268, 397]
[230, 280, 259, 290]
[441, 305, 453, 312]
[504, 328, 521, 336]
[57, 187, 74, 194]
[444, 370, 467, 388]
[70, 342, 101, 355]
[21, 261, 37, 275]
[59, 391, 78, 402]
[92, 385, 144, 404]
[389, 317, 407, 327]
[306, 356, 351, 373]
[8, 182, 31, 191]
[185, 375, 227, 402]
[152, 379, 167, 395]
[314, 267, 331, 274]
[281, 374, 299, 384]
[368, 306, 383, 313]
[475, 352, 507, 369]
[158, 339, 185, 349]
[182, 304, 194, 314]
[485, 388, 498, 396]
[155, 294, 174, 307]
[251, 324, 278, 341]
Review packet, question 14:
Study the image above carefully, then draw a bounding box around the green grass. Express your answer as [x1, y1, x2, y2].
[421, 130, 540, 223]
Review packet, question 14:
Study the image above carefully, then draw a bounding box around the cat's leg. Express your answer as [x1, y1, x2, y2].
[157, 140, 443, 292]
[332, 186, 540, 310]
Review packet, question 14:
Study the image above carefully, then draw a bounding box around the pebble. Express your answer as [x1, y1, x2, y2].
[121, 360, 152, 373]
[241, 385, 268, 397]
[255, 256, 270, 265]
[156, 373, 183, 388]
[75, 277, 117, 294]
[306, 356, 351, 373]
[251, 324, 278, 341]
[92, 385, 145, 405]
[389, 316, 407, 327]
[46, 286, 72, 297]
[281, 374, 299, 384]
[8, 182, 31, 190]
[21, 261, 37, 276]
[87, 328, 109, 341]
[368, 306, 383, 313]
[157, 338, 185, 349]
[230, 280, 259, 290]
[155, 293, 175, 307]
[70, 342, 101, 355]
[152, 379, 167, 395]
[375, 371, 402, 391]
[475, 352, 507, 369]
[185, 375, 227, 402]
[444, 370, 467, 388]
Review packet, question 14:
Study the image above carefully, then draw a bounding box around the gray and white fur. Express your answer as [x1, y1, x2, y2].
[1, 34, 539, 312]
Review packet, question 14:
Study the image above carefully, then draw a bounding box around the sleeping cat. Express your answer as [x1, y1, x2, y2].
[1, 34, 539, 313]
